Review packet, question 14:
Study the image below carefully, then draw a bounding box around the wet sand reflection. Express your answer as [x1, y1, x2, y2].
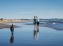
[33, 25, 39, 40]
[10, 32, 14, 43]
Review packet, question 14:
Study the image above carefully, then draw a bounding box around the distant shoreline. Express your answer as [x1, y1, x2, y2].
[0, 18, 63, 23]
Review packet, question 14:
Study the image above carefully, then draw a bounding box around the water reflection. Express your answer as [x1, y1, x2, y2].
[33, 25, 39, 40]
[10, 31, 14, 43]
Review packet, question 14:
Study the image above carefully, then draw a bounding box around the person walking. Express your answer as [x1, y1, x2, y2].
[10, 24, 14, 33]
[36, 16, 39, 26]
[34, 16, 37, 29]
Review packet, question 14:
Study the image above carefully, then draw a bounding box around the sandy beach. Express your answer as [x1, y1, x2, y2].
[0, 23, 20, 29]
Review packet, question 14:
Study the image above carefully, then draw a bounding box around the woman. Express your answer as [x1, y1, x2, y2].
[36, 16, 39, 26]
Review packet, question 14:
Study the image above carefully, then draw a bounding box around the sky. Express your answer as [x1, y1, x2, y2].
[0, 0, 63, 19]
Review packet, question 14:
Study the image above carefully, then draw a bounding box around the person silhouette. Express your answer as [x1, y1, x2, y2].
[10, 32, 14, 43]
[10, 24, 14, 34]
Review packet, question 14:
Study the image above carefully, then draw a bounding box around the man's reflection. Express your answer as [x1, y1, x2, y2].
[33, 26, 39, 40]
[10, 31, 14, 43]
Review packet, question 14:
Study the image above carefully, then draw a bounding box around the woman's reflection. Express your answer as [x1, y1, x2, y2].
[33, 25, 39, 40]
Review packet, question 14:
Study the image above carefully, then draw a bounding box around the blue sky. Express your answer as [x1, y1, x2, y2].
[0, 0, 63, 19]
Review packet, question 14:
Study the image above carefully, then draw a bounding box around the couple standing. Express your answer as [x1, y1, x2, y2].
[34, 16, 39, 29]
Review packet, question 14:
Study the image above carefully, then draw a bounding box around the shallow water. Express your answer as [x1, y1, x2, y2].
[0, 22, 63, 46]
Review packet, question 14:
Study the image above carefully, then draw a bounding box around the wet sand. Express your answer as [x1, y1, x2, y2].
[0, 23, 20, 29]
